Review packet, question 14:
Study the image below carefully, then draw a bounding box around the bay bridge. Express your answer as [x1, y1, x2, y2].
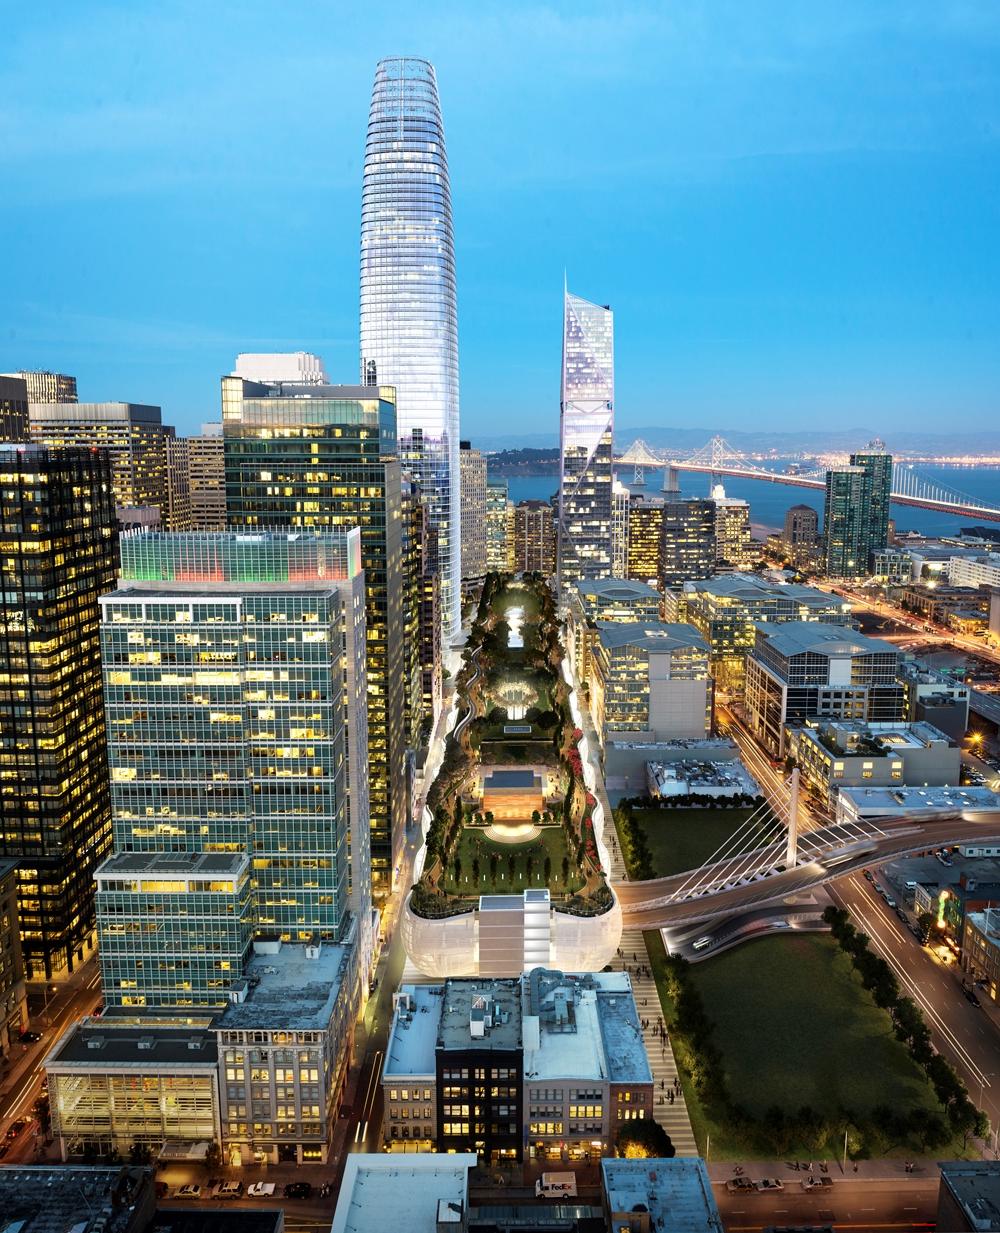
[616, 435, 1000, 523]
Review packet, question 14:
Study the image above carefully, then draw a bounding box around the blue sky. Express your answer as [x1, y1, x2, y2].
[3, 1, 999, 441]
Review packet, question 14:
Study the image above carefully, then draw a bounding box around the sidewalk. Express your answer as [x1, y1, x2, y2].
[569, 664, 698, 1157]
[706, 1157, 941, 1183]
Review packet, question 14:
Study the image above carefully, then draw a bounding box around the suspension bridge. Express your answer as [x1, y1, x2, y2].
[616, 435, 1000, 523]
[612, 768, 1000, 929]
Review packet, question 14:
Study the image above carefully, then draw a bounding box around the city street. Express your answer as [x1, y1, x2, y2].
[830, 870, 1000, 1135]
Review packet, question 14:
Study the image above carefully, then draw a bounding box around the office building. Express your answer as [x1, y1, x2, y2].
[711, 486, 752, 570]
[216, 934, 362, 1164]
[28, 400, 176, 526]
[333, 1155, 476, 1233]
[611, 478, 630, 577]
[233, 351, 328, 384]
[785, 719, 961, 809]
[948, 553, 1000, 591]
[899, 661, 970, 739]
[45, 1021, 220, 1161]
[486, 480, 515, 572]
[626, 495, 663, 586]
[459, 442, 487, 582]
[661, 497, 716, 590]
[402, 474, 442, 737]
[382, 970, 652, 1163]
[186, 426, 227, 530]
[602, 1159, 723, 1233]
[99, 531, 371, 1006]
[745, 622, 905, 755]
[782, 503, 819, 563]
[0, 445, 117, 979]
[558, 290, 614, 592]
[823, 443, 893, 578]
[514, 500, 557, 575]
[679, 573, 852, 689]
[0, 375, 29, 440]
[222, 378, 405, 895]
[0, 862, 26, 1058]
[0, 1166, 157, 1233]
[165, 433, 193, 530]
[361, 57, 461, 641]
[96, 852, 253, 1011]
[590, 622, 711, 747]
[566, 578, 662, 684]
[2, 369, 78, 404]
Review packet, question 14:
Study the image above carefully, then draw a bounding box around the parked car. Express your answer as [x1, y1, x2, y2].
[873, 882, 884, 895]
[284, 1182, 313, 1199]
[247, 1182, 276, 1197]
[802, 1176, 834, 1191]
[18, 1031, 42, 1044]
[863, 869, 874, 882]
[726, 1177, 755, 1193]
[174, 1185, 201, 1200]
[885, 897, 897, 909]
[755, 1178, 784, 1192]
[213, 1181, 244, 1200]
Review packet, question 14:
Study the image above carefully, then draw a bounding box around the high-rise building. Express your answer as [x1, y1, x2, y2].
[0, 376, 29, 441]
[0, 861, 27, 1055]
[513, 501, 556, 575]
[661, 497, 716, 590]
[711, 485, 752, 570]
[0, 445, 117, 979]
[361, 57, 461, 641]
[165, 435, 193, 531]
[610, 479, 630, 578]
[558, 290, 614, 593]
[783, 504, 819, 564]
[823, 443, 893, 579]
[222, 376, 406, 895]
[401, 475, 441, 740]
[486, 481, 514, 572]
[186, 426, 226, 531]
[2, 370, 77, 403]
[626, 496, 664, 586]
[28, 401, 176, 526]
[97, 530, 371, 1009]
[459, 442, 487, 582]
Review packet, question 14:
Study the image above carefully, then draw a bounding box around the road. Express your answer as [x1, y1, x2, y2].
[831, 870, 1000, 1132]
[713, 1174, 937, 1231]
[614, 814, 1000, 929]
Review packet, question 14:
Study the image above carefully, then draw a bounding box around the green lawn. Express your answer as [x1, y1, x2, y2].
[634, 806, 781, 878]
[439, 825, 583, 896]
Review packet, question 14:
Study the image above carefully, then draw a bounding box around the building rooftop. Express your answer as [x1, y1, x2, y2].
[683, 572, 845, 607]
[45, 1020, 218, 1070]
[484, 769, 540, 789]
[601, 1159, 723, 1233]
[0, 1166, 156, 1233]
[384, 986, 444, 1079]
[331, 1155, 476, 1233]
[756, 620, 896, 659]
[152, 1213, 283, 1233]
[796, 719, 953, 756]
[438, 979, 522, 1052]
[648, 760, 760, 796]
[575, 578, 660, 602]
[938, 1161, 1000, 1232]
[96, 851, 247, 879]
[839, 785, 1000, 814]
[217, 938, 352, 1031]
[0, 858, 17, 883]
[595, 621, 708, 654]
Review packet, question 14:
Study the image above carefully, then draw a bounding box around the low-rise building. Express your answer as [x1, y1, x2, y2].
[745, 622, 904, 756]
[0, 1166, 157, 1233]
[46, 1021, 220, 1161]
[947, 554, 1000, 592]
[836, 784, 1000, 826]
[0, 861, 26, 1060]
[899, 661, 970, 740]
[899, 582, 989, 625]
[215, 932, 361, 1164]
[602, 1158, 723, 1233]
[646, 757, 760, 801]
[332, 1154, 476, 1233]
[786, 719, 960, 809]
[962, 909, 1000, 1004]
[382, 969, 652, 1164]
[590, 621, 711, 749]
[936, 1161, 1000, 1232]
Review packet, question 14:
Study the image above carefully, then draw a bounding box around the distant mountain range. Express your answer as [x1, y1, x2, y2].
[475, 426, 1000, 456]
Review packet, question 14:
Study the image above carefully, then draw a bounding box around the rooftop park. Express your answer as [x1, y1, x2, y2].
[410, 571, 614, 920]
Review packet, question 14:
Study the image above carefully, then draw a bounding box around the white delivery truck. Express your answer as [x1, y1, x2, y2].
[535, 1172, 578, 1199]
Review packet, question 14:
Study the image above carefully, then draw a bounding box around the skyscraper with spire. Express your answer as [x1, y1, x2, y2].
[558, 288, 615, 594]
[360, 57, 461, 641]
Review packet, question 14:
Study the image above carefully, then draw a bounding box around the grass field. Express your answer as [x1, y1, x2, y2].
[692, 934, 943, 1119]
[438, 825, 583, 896]
[634, 806, 781, 878]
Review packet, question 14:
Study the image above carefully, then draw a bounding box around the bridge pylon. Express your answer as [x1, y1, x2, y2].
[786, 767, 800, 868]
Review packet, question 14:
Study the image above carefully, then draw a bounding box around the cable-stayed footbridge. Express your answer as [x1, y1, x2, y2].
[617, 435, 1000, 523]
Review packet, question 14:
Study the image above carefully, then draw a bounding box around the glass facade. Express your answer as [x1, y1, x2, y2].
[822, 465, 870, 579]
[661, 497, 716, 590]
[485, 481, 514, 572]
[558, 291, 615, 593]
[0, 445, 118, 979]
[459, 443, 487, 581]
[99, 532, 370, 992]
[222, 381, 405, 894]
[361, 57, 461, 641]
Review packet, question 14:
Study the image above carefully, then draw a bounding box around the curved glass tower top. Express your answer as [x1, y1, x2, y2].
[361, 56, 461, 640]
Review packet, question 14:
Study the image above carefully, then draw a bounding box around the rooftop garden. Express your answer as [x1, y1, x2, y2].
[410, 572, 614, 921]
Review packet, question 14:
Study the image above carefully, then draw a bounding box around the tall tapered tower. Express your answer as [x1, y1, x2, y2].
[361, 57, 461, 641]
[558, 289, 615, 594]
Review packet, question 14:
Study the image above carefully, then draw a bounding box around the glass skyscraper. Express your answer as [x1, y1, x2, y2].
[558, 289, 615, 594]
[360, 56, 461, 641]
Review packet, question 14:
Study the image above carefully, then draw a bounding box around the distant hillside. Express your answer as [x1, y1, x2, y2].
[486, 447, 560, 475]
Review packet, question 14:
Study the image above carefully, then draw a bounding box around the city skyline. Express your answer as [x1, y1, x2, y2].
[3, 3, 1000, 438]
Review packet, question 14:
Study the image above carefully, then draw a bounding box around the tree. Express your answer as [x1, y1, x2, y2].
[472, 856, 481, 885]
[204, 1141, 222, 1170]
[525, 854, 535, 883]
[507, 852, 516, 882]
[917, 911, 936, 942]
[531, 809, 541, 823]
[544, 855, 552, 885]
[453, 856, 462, 885]
[976, 1109, 992, 1141]
[615, 1119, 675, 1159]
[561, 855, 570, 885]
[489, 852, 499, 885]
